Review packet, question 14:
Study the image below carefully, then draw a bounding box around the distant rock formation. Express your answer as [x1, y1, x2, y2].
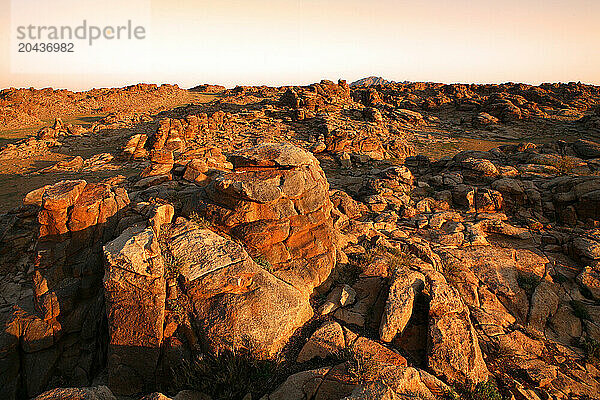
[189, 84, 226, 93]
[350, 76, 395, 87]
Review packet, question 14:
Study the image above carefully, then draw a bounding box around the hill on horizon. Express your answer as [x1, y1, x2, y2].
[350, 76, 395, 87]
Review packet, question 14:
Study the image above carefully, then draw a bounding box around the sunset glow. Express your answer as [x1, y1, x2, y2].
[1, 0, 599, 89]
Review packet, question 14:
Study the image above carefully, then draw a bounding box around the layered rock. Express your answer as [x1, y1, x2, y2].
[146, 113, 231, 152]
[5, 78, 600, 400]
[140, 149, 174, 179]
[426, 271, 489, 386]
[103, 226, 166, 395]
[96, 144, 339, 395]
[200, 143, 338, 296]
[121, 112, 233, 162]
[379, 270, 425, 342]
[179, 146, 232, 186]
[122, 134, 148, 160]
[0, 180, 129, 398]
[163, 219, 313, 358]
[280, 80, 352, 115]
[323, 123, 387, 161]
[36, 118, 88, 139]
[100, 215, 316, 395]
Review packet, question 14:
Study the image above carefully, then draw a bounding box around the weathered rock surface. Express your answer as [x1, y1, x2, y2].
[0, 179, 129, 398]
[200, 143, 338, 296]
[379, 270, 424, 342]
[34, 386, 116, 400]
[426, 271, 489, 386]
[164, 218, 313, 358]
[3, 80, 600, 400]
[297, 320, 346, 363]
[104, 225, 166, 395]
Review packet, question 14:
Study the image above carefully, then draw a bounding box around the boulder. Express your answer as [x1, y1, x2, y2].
[528, 281, 560, 333]
[103, 226, 166, 395]
[164, 218, 313, 358]
[297, 321, 346, 363]
[379, 270, 425, 342]
[140, 149, 174, 178]
[318, 284, 356, 315]
[573, 139, 600, 159]
[33, 386, 116, 400]
[264, 367, 332, 400]
[427, 273, 489, 386]
[578, 266, 600, 300]
[460, 158, 499, 181]
[3, 179, 129, 398]
[475, 188, 503, 212]
[122, 134, 148, 160]
[200, 143, 338, 296]
[572, 237, 600, 260]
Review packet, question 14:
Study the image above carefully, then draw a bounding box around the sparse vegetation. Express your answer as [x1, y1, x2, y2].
[348, 356, 380, 385]
[385, 246, 412, 275]
[444, 387, 462, 400]
[361, 242, 411, 276]
[453, 380, 503, 400]
[162, 250, 181, 279]
[159, 228, 182, 279]
[362, 244, 381, 264]
[411, 138, 462, 161]
[169, 350, 278, 400]
[556, 155, 580, 174]
[580, 337, 600, 363]
[335, 348, 380, 385]
[332, 261, 362, 285]
[166, 297, 186, 316]
[472, 380, 503, 400]
[252, 254, 273, 272]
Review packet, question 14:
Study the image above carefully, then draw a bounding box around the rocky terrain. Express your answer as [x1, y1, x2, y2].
[0, 79, 599, 400]
[0, 84, 190, 131]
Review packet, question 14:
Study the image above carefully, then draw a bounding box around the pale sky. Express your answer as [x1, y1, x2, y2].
[1, 0, 599, 90]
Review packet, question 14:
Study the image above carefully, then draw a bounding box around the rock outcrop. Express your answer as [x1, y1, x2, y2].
[164, 219, 313, 357]
[0, 180, 129, 398]
[97, 144, 339, 395]
[2, 78, 600, 400]
[200, 143, 338, 296]
[103, 225, 166, 395]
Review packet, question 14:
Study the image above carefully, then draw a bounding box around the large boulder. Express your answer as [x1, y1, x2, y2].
[379, 270, 425, 343]
[426, 271, 489, 386]
[140, 149, 174, 178]
[549, 176, 600, 223]
[163, 218, 313, 358]
[100, 215, 315, 394]
[200, 143, 338, 296]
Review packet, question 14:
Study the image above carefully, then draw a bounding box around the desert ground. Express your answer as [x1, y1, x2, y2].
[0, 78, 600, 400]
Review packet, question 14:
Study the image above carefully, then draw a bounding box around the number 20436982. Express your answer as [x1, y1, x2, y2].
[18, 42, 74, 52]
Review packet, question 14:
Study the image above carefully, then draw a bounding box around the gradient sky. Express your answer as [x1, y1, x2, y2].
[1, 0, 599, 90]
